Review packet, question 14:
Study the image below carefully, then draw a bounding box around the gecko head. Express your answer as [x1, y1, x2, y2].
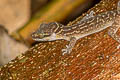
[31, 22, 63, 41]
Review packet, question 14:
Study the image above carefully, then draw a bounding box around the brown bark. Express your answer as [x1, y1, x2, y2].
[0, 0, 120, 79]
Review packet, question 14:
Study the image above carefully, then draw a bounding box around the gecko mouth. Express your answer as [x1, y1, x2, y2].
[32, 32, 57, 41]
[31, 33, 51, 40]
[32, 36, 51, 41]
[32, 38, 47, 41]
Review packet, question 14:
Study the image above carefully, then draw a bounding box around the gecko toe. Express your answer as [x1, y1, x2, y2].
[62, 49, 67, 55]
[62, 48, 72, 55]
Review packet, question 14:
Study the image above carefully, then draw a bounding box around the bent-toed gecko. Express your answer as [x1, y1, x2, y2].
[32, 1, 120, 55]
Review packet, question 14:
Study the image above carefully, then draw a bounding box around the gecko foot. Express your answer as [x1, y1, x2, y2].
[62, 45, 72, 55]
[62, 37, 77, 55]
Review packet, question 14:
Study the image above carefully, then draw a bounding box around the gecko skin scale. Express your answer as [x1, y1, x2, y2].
[32, 1, 120, 55]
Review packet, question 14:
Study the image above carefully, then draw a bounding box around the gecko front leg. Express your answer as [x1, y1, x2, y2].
[62, 37, 77, 55]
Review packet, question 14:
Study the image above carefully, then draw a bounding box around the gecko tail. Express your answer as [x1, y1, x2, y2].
[117, 0, 120, 11]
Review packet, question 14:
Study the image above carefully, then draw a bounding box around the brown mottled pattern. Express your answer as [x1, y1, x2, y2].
[58, 10, 119, 37]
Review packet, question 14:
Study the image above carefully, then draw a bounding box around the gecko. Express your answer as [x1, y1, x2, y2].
[32, 1, 120, 55]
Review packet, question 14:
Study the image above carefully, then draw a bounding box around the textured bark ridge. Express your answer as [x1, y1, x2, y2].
[1, 0, 120, 79]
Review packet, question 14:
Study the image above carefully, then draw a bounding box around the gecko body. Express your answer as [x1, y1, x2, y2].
[32, 1, 120, 55]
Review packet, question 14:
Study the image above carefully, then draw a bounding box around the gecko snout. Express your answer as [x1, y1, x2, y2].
[32, 33, 43, 39]
[31, 32, 51, 39]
